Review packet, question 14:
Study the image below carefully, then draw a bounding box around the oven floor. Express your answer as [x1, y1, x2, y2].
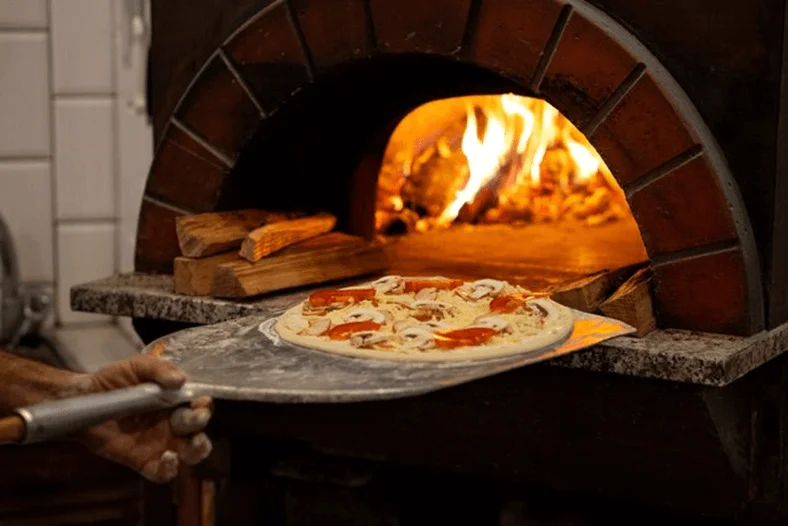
[381, 217, 648, 290]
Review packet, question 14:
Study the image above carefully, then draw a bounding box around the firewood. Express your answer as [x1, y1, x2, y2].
[212, 233, 388, 298]
[174, 251, 238, 296]
[550, 264, 642, 313]
[176, 209, 300, 258]
[599, 268, 656, 337]
[456, 185, 498, 224]
[239, 213, 336, 263]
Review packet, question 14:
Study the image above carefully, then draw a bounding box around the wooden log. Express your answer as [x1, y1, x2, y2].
[174, 251, 238, 296]
[212, 233, 388, 298]
[239, 213, 337, 263]
[550, 264, 642, 313]
[176, 209, 299, 258]
[599, 268, 656, 337]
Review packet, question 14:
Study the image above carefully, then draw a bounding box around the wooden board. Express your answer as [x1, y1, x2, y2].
[176, 209, 298, 258]
[239, 213, 336, 262]
[599, 268, 656, 337]
[174, 251, 238, 296]
[212, 233, 389, 298]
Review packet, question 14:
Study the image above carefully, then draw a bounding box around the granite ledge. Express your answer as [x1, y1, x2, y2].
[71, 273, 788, 387]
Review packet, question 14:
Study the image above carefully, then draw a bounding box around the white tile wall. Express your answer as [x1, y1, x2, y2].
[50, 0, 113, 94]
[55, 98, 115, 220]
[57, 223, 115, 324]
[0, 162, 53, 281]
[0, 1, 47, 29]
[113, 0, 153, 273]
[0, 33, 50, 157]
[0, 1, 153, 329]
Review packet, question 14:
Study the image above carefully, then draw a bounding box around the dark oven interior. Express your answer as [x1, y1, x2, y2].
[138, 0, 787, 338]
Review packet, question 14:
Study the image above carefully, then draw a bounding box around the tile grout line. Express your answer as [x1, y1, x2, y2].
[109, 0, 121, 288]
[624, 145, 704, 199]
[650, 239, 740, 268]
[581, 63, 647, 137]
[218, 48, 266, 117]
[528, 4, 573, 94]
[171, 117, 234, 168]
[45, 0, 61, 326]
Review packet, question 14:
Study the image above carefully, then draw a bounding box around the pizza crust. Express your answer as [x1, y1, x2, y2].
[274, 277, 574, 362]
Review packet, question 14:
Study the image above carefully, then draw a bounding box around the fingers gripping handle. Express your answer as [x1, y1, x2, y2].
[13, 383, 196, 444]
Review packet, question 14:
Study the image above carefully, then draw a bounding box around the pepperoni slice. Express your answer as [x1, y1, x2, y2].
[489, 294, 528, 313]
[326, 321, 381, 340]
[404, 279, 464, 293]
[433, 327, 497, 349]
[308, 288, 376, 307]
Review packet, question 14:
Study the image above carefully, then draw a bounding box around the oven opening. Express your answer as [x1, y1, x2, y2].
[376, 95, 648, 290]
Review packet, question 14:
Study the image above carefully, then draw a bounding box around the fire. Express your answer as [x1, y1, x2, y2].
[376, 94, 629, 234]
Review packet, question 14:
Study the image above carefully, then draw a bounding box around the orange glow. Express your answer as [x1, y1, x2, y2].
[376, 94, 630, 234]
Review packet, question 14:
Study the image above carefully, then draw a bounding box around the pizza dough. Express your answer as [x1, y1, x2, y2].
[274, 276, 574, 362]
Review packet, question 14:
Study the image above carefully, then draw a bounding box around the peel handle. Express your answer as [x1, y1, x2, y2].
[1, 383, 195, 445]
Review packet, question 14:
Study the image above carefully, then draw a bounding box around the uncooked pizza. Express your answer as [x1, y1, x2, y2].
[274, 276, 574, 361]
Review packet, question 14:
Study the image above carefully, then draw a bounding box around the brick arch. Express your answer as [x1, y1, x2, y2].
[136, 0, 764, 335]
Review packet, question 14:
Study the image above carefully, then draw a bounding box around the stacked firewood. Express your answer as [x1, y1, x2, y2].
[551, 265, 656, 337]
[173, 211, 387, 298]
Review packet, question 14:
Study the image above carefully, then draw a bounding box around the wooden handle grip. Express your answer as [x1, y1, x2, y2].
[0, 415, 25, 444]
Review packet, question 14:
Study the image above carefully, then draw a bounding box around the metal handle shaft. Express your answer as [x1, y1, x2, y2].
[14, 382, 197, 444]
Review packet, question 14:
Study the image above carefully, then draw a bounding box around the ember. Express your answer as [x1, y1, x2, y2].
[376, 95, 631, 234]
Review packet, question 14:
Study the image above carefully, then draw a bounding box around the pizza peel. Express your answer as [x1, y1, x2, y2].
[0, 309, 633, 445]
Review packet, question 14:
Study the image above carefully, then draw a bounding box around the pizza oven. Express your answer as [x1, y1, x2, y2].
[68, 0, 788, 524]
[135, 0, 787, 339]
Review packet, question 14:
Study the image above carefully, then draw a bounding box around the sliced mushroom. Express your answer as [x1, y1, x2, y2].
[411, 300, 456, 321]
[420, 320, 449, 332]
[370, 275, 404, 294]
[300, 317, 332, 336]
[302, 304, 331, 316]
[459, 279, 507, 300]
[393, 319, 417, 333]
[415, 287, 438, 301]
[282, 316, 308, 333]
[344, 307, 388, 324]
[350, 331, 391, 348]
[399, 326, 436, 351]
[472, 315, 513, 334]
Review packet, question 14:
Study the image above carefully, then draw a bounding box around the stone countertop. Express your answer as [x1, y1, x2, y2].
[71, 273, 788, 387]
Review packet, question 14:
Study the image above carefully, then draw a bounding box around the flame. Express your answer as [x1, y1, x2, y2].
[439, 103, 509, 223]
[376, 94, 628, 233]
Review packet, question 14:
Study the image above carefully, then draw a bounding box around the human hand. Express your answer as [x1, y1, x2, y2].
[73, 354, 213, 483]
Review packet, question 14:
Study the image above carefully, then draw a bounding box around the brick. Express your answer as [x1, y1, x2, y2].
[292, 0, 370, 71]
[368, 0, 470, 54]
[587, 124, 640, 186]
[593, 72, 696, 178]
[465, 0, 562, 83]
[542, 11, 637, 125]
[629, 155, 737, 255]
[175, 55, 262, 161]
[652, 249, 751, 335]
[146, 125, 230, 213]
[135, 199, 185, 274]
[224, 2, 309, 114]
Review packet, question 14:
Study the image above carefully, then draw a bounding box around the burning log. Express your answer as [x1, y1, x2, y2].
[400, 144, 469, 218]
[599, 268, 656, 337]
[239, 213, 336, 263]
[456, 185, 498, 224]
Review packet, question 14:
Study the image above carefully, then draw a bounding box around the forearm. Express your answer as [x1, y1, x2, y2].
[0, 350, 87, 414]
